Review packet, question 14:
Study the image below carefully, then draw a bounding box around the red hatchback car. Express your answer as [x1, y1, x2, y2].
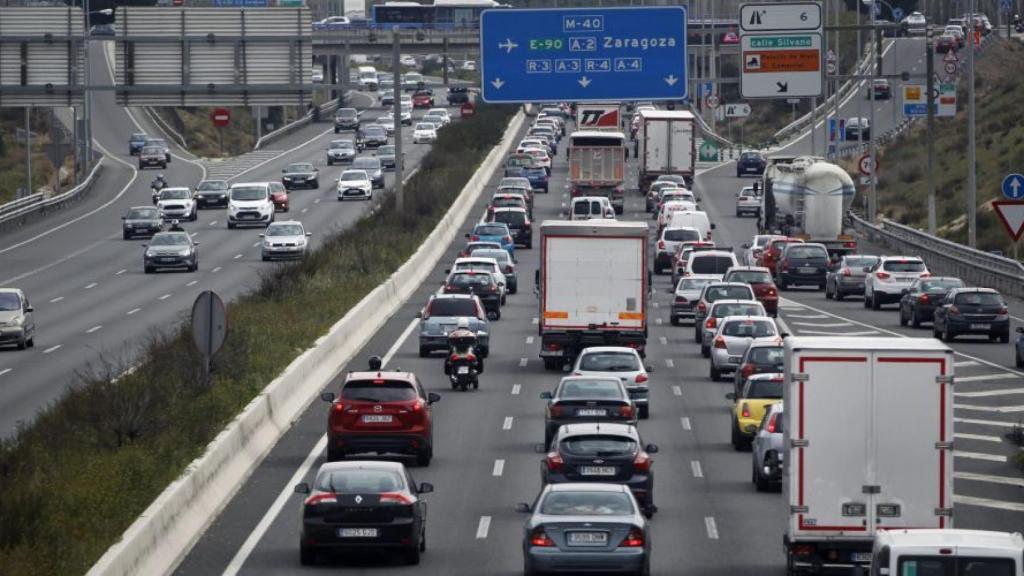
[321, 370, 441, 466]
[722, 266, 779, 316]
[412, 90, 434, 108]
[269, 181, 290, 212]
[758, 238, 802, 273]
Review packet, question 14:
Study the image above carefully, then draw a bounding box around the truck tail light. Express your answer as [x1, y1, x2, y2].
[705, 317, 717, 329]
[545, 452, 564, 472]
[621, 527, 645, 547]
[635, 373, 648, 384]
[544, 343, 561, 351]
[843, 241, 857, 248]
[505, 265, 514, 273]
[504, 236, 513, 244]
[714, 336, 727, 349]
[632, 452, 651, 472]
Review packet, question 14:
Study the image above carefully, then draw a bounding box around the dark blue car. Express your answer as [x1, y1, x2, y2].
[505, 154, 549, 193]
[129, 132, 148, 156]
[932, 288, 1010, 343]
[466, 222, 514, 256]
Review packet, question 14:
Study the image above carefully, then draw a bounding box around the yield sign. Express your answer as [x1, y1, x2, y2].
[992, 201, 1024, 241]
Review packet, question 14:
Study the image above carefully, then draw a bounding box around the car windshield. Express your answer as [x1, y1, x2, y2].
[723, 320, 776, 338]
[130, 133, 147, 142]
[955, 292, 1003, 306]
[706, 286, 754, 302]
[316, 469, 405, 493]
[0, 293, 21, 311]
[844, 256, 879, 268]
[449, 273, 493, 289]
[578, 352, 639, 372]
[151, 234, 189, 246]
[680, 277, 713, 291]
[727, 270, 772, 284]
[424, 115, 444, 124]
[713, 303, 762, 318]
[340, 380, 418, 402]
[142, 147, 162, 155]
[749, 346, 784, 365]
[337, 108, 357, 119]
[231, 186, 267, 201]
[474, 225, 507, 236]
[883, 260, 926, 272]
[128, 208, 158, 219]
[284, 163, 313, 173]
[558, 379, 622, 400]
[492, 211, 526, 226]
[471, 249, 510, 266]
[786, 246, 828, 259]
[691, 256, 736, 274]
[427, 298, 477, 318]
[416, 124, 434, 131]
[365, 126, 386, 136]
[539, 491, 634, 516]
[378, 145, 395, 155]
[267, 224, 304, 237]
[161, 189, 190, 200]
[920, 279, 964, 292]
[197, 181, 228, 191]
[741, 152, 762, 161]
[341, 171, 368, 182]
[145, 139, 166, 147]
[561, 435, 637, 456]
[353, 158, 380, 170]
[664, 228, 700, 242]
[330, 141, 354, 150]
[746, 379, 783, 399]
[896, 557, 1013, 576]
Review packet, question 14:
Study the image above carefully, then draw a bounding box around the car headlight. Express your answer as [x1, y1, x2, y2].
[145, 250, 155, 258]
[178, 249, 192, 256]
[476, 330, 488, 337]
[229, 204, 239, 213]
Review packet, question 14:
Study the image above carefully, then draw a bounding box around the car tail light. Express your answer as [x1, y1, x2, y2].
[657, 240, 665, 250]
[714, 336, 727, 349]
[741, 364, 755, 379]
[618, 405, 634, 418]
[632, 452, 652, 472]
[304, 493, 338, 506]
[918, 294, 929, 304]
[766, 287, 777, 296]
[781, 259, 791, 271]
[470, 235, 479, 241]
[876, 271, 891, 280]
[948, 305, 960, 316]
[505, 265, 514, 273]
[674, 296, 688, 304]
[332, 402, 345, 414]
[843, 241, 857, 248]
[504, 235, 513, 243]
[705, 317, 717, 329]
[767, 413, 779, 433]
[548, 405, 565, 418]
[621, 528, 645, 547]
[379, 492, 413, 505]
[530, 528, 556, 547]
[697, 302, 706, 313]
[997, 306, 1009, 319]
[545, 452, 564, 472]
[635, 373, 648, 384]
[741, 402, 751, 418]
[411, 399, 425, 413]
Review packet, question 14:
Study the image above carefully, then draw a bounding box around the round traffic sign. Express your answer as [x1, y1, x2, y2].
[1002, 173, 1024, 200]
[944, 61, 957, 75]
[827, 61, 837, 75]
[858, 153, 877, 176]
[706, 94, 720, 109]
[210, 108, 230, 128]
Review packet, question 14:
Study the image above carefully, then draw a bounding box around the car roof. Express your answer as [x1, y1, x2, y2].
[709, 299, 760, 308]
[691, 250, 736, 258]
[950, 287, 999, 294]
[0, 287, 24, 296]
[720, 314, 775, 325]
[559, 422, 637, 437]
[474, 222, 510, 230]
[875, 529, 1024, 552]
[160, 186, 192, 193]
[579, 346, 639, 354]
[879, 255, 923, 261]
[316, 460, 406, 474]
[232, 182, 269, 188]
[545, 482, 630, 494]
[345, 370, 416, 382]
[269, 220, 303, 227]
[490, 207, 527, 214]
[128, 205, 157, 211]
[727, 266, 770, 273]
[558, 375, 623, 386]
[455, 257, 498, 266]
[430, 293, 477, 301]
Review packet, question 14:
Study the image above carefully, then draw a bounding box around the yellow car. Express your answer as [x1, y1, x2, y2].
[727, 373, 783, 450]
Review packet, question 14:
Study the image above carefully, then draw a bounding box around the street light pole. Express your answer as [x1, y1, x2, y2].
[926, 29, 937, 235]
[392, 28, 404, 213]
[967, 0, 978, 247]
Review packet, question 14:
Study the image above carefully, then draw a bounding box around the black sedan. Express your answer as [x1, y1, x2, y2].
[295, 461, 432, 566]
[360, 125, 388, 148]
[933, 287, 1010, 342]
[281, 163, 320, 190]
[898, 276, 965, 328]
[122, 206, 163, 239]
[736, 151, 766, 177]
[541, 376, 637, 448]
[143, 231, 198, 273]
[194, 179, 230, 208]
[538, 423, 658, 519]
[442, 270, 502, 319]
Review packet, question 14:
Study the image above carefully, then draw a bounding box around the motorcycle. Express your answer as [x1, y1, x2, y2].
[444, 328, 482, 391]
[151, 179, 167, 204]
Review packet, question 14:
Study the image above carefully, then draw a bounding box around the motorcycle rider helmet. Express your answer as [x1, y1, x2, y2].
[367, 355, 382, 371]
[448, 318, 477, 349]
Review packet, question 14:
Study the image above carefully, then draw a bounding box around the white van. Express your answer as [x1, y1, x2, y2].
[357, 66, 378, 91]
[871, 529, 1024, 576]
[668, 210, 715, 240]
[570, 196, 615, 221]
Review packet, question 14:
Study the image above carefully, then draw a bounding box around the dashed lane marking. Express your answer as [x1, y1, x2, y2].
[0, 368, 11, 377]
[954, 450, 1007, 463]
[43, 345, 61, 354]
[659, 336, 668, 346]
[955, 417, 1016, 428]
[127, 308, 141, 315]
[655, 318, 663, 325]
[49, 297, 63, 303]
[956, 387, 1024, 398]
[86, 325, 102, 334]
[476, 516, 492, 539]
[955, 374, 1018, 384]
[159, 294, 171, 301]
[84, 282, 98, 290]
[705, 517, 719, 539]
[673, 385, 682, 396]
[532, 317, 539, 325]
[526, 336, 534, 345]
[212, 266, 222, 273]
[956, 404, 1024, 414]
[955, 471, 1024, 488]
[512, 384, 521, 395]
[681, 417, 692, 431]
[954, 495, 1024, 513]
[955, 432, 1003, 443]
[186, 280, 198, 287]
[209, 221, 218, 226]
[691, 461, 703, 478]
[503, 416, 514, 430]
[492, 460, 505, 477]
[234, 254, 243, 260]
[519, 357, 528, 367]
[115, 269, 127, 275]
[665, 358, 675, 369]
[955, 360, 980, 368]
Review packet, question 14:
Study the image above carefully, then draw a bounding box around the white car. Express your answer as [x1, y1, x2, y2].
[156, 187, 197, 222]
[670, 274, 718, 326]
[698, 299, 766, 358]
[452, 257, 508, 302]
[260, 220, 311, 261]
[657, 200, 697, 230]
[709, 315, 779, 381]
[742, 234, 782, 267]
[685, 249, 738, 281]
[227, 182, 274, 228]
[337, 169, 373, 201]
[426, 108, 451, 126]
[735, 186, 761, 217]
[413, 122, 437, 143]
[570, 346, 652, 419]
[399, 104, 413, 125]
[378, 114, 398, 135]
[863, 255, 930, 309]
[423, 113, 447, 130]
[461, 60, 476, 71]
[311, 68, 324, 83]
[400, 55, 417, 68]
[655, 226, 701, 274]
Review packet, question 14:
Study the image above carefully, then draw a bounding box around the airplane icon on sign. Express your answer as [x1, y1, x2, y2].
[498, 38, 518, 54]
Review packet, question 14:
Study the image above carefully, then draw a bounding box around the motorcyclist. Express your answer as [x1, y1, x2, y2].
[368, 355, 382, 371]
[168, 220, 184, 232]
[151, 174, 168, 204]
[444, 318, 483, 377]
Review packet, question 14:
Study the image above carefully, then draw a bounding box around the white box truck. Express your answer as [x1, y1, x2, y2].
[536, 220, 649, 370]
[872, 529, 1024, 575]
[782, 337, 954, 574]
[637, 110, 696, 190]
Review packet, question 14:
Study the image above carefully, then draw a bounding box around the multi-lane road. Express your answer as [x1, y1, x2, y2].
[0, 42, 454, 436]
[166, 36, 1024, 575]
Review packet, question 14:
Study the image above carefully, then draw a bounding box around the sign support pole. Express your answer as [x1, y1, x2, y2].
[392, 29, 404, 214]
[926, 29, 937, 235]
[967, 0, 978, 248]
[24, 107, 32, 198]
[868, 26, 880, 224]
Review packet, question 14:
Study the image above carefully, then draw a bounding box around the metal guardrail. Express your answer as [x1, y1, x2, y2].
[0, 159, 104, 232]
[849, 212, 1024, 299]
[254, 94, 347, 150]
[0, 193, 44, 219]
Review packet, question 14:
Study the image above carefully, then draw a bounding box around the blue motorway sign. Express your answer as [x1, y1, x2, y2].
[480, 7, 687, 103]
[1002, 173, 1024, 200]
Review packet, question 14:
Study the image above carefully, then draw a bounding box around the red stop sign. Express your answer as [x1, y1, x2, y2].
[460, 102, 475, 117]
[210, 108, 230, 128]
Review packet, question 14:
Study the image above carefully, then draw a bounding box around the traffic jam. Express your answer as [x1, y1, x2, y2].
[290, 99, 1024, 575]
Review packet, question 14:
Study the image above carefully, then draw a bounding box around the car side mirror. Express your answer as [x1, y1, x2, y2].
[141, 244, 149, 248]
[294, 482, 310, 494]
[533, 443, 547, 454]
[259, 233, 265, 238]
[515, 502, 532, 513]
[320, 392, 336, 403]
[645, 365, 654, 373]
[193, 242, 200, 246]
[725, 392, 737, 401]
[464, 233, 470, 238]
[900, 289, 909, 295]
[121, 216, 126, 220]
[419, 482, 434, 494]
[645, 443, 659, 454]
[25, 306, 34, 313]
[444, 268, 451, 274]
[306, 232, 313, 237]
[428, 392, 441, 404]
[416, 310, 423, 319]
[539, 391, 553, 400]
[281, 169, 286, 173]
[863, 267, 872, 273]
[742, 243, 750, 249]
[711, 223, 717, 230]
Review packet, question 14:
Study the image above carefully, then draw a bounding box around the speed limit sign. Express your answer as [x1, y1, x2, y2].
[706, 94, 720, 109]
[858, 153, 877, 176]
[944, 61, 957, 75]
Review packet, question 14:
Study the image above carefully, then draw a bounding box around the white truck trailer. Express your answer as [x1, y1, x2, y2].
[536, 220, 649, 370]
[782, 337, 954, 575]
[568, 130, 628, 215]
[637, 109, 696, 190]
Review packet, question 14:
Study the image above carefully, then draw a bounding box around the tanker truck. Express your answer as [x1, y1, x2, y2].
[758, 155, 858, 255]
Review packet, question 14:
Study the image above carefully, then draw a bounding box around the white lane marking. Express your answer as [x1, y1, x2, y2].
[43, 345, 61, 354]
[955, 432, 1003, 443]
[116, 269, 127, 275]
[705, 517, 719, 540]
[956, 387, 1024, 398]
[0, 368, 11, 377]
[84, 282, 98, 290]
[519, 357, 528, 367]
[665, 358, 674, 368]
[955, 471, 1024, 488]
[502, 416, 514, 430]
[954, 450, 1007, 463]
[476, 516, 492, 539]
[212, 266, 222, 273]
[532, 317, 539, 325]
[954, 495, 1024, 513]
[511, 384, 521, 395]
[955, 360, 980, 368]
[314, 198, 321, 204]
[301, 208, 309, 213]
[526, 336, 534, 345]
[234, 254, 243, 260]
[159, 294, 171, 301]
[186, 280, 198, 287]
[652, 302, 660, 309]
[252, 242, 260, 248]
[209, 220, 218, 227]
[492, 459, 505, 477]
[655, 318, 663, 325]
[672, 385, 682, 396]
[691, 460, 703, 478]
[126, 308, 141, 315]
[681, 417, 692, 431]
[955, 374, 1018, 384]
[49, 297, 64, 303]
[221, 318, 420, 576]
[228, 127, 335, 183]
[659, 336, 668, 346]
[790, 321, 852, 327]
[785, 314, 829, 319]
[86, 325, 102, 334]
[955, 417, 1017, 428]
[794, 329, 880, 336]
[956, 404, 1024, 414]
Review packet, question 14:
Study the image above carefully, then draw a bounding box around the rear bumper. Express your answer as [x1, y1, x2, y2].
[527, 547, 646, 573]
[946, 318, 1010, 336]
[539, 331, 647, 360]
[779, 270, 825, 286]
[302, 518, 417, 550]
[327, 432, 429, 458]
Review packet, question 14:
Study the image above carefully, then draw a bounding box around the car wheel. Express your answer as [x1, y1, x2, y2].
[419, 346, 430, 358]
[479, 346, 489, 359]
[731, 419, 744, 451]
[639, 405, 649, 420]
[911, 309, 922, 328]
[693, 329, 702, 343]
[144, 266, 153, 274]
[326, 445, 343, 462]
[526, 239, 532, 249]
[899, 306, 908, 326]
[670, 316, 679, 326]
[311, 180, 318, 188]
[777, 277, 788, 291]
[1017, 350, 1023, 369]
[327, 159, 333, 166]
[26, 335, 34, 348]
[701, 344, 710, 358]
[299, 545, 316, 566]
[419, 527, 427, 552]
[864, 293, 871, 308]
[754, 461, 770, 492]
[710, 363, 721, 381]
[228, 222, 236, 229]
[16, 337, 26, 350]
[871, 292, 881, 310]
[415, 447, 431, 467]
[824, 283, 833, 300]
[834, 289, 844, 301]
[262, 255, 270, 262]
[543, 358, 562, 371]
[524, 557, 538, 576]
[123, 232, 131, 240]
[943, 325, 954, 342]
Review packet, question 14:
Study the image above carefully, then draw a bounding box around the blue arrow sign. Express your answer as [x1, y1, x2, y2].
[480, 7, 687, 103]
[891, 7, 904, 21]
[1003, 173, 1024, 200]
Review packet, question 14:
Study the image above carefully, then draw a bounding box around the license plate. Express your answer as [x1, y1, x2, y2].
[851, 552, 872, 563]
[727, 356, 742, 364]
[457, 366, 469, 374]
[568, 531, 608, 546]
[799, 267, 816, 274]
[339, 528, 378, 538]
[160, 258, 175, 263]
[361, 415, 392, 423]
[576, 409, 607, 417]
[971, 323, 990, 330]
[579, 466, 616, 476]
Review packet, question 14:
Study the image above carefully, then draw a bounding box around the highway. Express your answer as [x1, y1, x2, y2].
[171, 36, 1024, 576]
[0, 41, 455, 436]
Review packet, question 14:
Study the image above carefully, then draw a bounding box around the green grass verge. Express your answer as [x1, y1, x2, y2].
[0, 103, 517, 575]
[872, 39, 1024, 254]
[0, 109, 64, 204]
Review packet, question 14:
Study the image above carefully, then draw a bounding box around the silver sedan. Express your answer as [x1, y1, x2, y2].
[517, 483, 650, 576]
[709, 315, 779, 382]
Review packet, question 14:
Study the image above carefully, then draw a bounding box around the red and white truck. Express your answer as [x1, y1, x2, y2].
[637, 109, 696, 190]
[536, 220, 649, 370]
[782, 336, 954, 574]
[568, 130, 628, 215]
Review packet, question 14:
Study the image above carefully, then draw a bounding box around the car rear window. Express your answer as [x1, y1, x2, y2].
[726, 270, 772, 284]
[475, 225, 507, 236]
[664, 228, 700, 242]
[954, 292, 1003, 306]
[426, 298, 477, 317]
[316, 469, 405, 493]
[578, 352, 639, 372]
[471, 249, 511, 266]
[454, 262, 495, 274]
[920, 278, 964, 292]
[128, 208, 158, 219]
[573, 201, 599, 215]
[785, 245, 828, 259]
[713, 303, 762, 318]
[680, 277, 713, 291]
[883, 260, 926, 272]
[560, 435, 637, 456]
[341, 380, 417, 402]
[691, 256, 736, 275]
[770, 240, 799, 252]
[705, 286, 754, 302]
[843, 255, 879, 268]
[492, 211, 526, 226]
[558, 379, 622, 400]
[746, 379, 783, 399]
[449, 273, 493, 289]
[749, 347, 784, 365]
[722, 320, 776, 337]
[539, 491, 634, 516]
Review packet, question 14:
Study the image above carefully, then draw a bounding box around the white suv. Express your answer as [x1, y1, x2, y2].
[227, 183, 274, 228]
[863, 256, 929, 310]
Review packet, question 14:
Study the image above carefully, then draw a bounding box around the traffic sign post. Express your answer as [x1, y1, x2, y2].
[480, 7, 688, 103]
[210, 108, 230, 155]
[902, 84, 927, 117]
[740, 2, 823, 99]
[724, 103, 751, 117]
[1002, 174, 1024, 200]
